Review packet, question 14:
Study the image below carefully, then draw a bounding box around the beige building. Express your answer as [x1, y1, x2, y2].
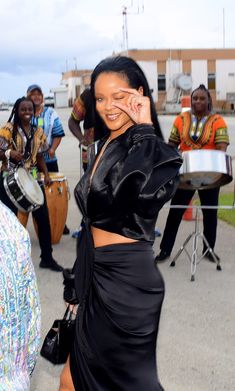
[125, 48, 235, 112]
[53, 48, 235, 111]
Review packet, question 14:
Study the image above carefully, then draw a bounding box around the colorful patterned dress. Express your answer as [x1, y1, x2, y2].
[0, 201, 41, 390]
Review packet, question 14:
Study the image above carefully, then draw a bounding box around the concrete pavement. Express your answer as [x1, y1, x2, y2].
[29, 109, 235, 391]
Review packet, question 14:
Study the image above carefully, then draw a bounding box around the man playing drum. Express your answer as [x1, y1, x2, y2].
[27, 84, 70, 235]
[0, 97, 63, 272]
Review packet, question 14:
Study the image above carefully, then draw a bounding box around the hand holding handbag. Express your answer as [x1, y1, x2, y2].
[40, 306, 75, 365]
[63, 268, 79, 305]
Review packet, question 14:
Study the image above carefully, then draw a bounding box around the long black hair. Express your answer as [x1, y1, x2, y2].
[8, 97, 36, 143]
[191, 84, 213, 112]
[90, 56, 163, 139]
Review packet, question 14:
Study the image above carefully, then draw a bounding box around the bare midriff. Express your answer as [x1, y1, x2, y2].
[91, 226, 138, 248]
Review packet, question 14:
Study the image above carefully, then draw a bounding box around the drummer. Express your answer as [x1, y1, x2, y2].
[26, 84, 70, 235]
[155, 84, 230, 263]
[0, 96, 64, 272]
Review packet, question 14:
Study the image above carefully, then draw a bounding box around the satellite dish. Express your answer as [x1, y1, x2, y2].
[173, 74, 192, 91]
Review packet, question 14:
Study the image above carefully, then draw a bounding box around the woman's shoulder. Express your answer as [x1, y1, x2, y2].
[0, 122, 13, 138]
[125, 124, 177, 151]
[115, 124, 182, 172]
[127, 123, 157, 141]
[208, 112, 227, 127]
[42, 105, 58, 120]
[34, 125, 44, 135]
[176, 111, 191, 123]
[34, 126, 47, 142]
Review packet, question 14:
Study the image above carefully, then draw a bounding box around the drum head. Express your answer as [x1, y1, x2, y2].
[17, 167, 44, 205]
[39, 172, 66, 182]
[48, 172, 66, 181]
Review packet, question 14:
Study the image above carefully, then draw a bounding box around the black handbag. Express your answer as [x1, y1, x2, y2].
[40, 306, 75, 365]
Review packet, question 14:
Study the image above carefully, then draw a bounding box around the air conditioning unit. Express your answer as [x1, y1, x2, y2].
[226, 93, 235, 102]
[173, 74, 192, 91]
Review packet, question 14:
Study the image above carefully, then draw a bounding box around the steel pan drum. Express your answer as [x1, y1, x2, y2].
[179, 150, 233, 190]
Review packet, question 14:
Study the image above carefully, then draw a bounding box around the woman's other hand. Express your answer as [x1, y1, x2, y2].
[9, 150, 23, 162]
[44, 172, 52, 186]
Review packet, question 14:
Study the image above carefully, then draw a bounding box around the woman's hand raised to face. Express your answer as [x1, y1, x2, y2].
[112, 88, 153, 126]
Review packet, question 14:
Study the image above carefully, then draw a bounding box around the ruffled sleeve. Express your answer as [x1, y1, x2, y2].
[109, 130, 182, 217]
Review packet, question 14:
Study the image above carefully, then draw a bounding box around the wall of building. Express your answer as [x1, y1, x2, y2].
[126, 48, 235, 111]
[137, 61, 158, 101]
[61, 70, 92, 105]
[56, 49, 235, 112]
[216, 60, 235, 100]
[54, 91, 68, 108]
[191, 60, 207, 89]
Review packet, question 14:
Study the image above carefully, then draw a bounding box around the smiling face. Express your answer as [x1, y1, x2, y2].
[94, 72, 136, 137]
[18, 100, 34, 125]
[29, 88, 43, 107]
[191, 89, 210, 117]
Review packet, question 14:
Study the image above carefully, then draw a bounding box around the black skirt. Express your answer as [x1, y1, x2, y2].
[70, 240, 165, 391]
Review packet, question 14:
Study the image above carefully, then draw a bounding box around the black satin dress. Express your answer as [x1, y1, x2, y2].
[70, 124, 182, 390]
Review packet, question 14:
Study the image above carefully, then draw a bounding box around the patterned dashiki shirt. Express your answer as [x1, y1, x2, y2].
[169, 111, 229, 151]
[0, 122, 48, 172]
[34, 106, 65, 164]
[0, 201, 41, 390]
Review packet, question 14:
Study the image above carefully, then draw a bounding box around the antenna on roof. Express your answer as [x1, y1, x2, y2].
[223, 8, 225, 48]
[122, 1, 144, 55]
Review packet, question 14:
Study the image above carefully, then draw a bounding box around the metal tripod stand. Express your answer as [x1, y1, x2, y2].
[169, 205, 222, 281]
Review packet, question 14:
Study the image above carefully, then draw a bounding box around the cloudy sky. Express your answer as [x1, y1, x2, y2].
[1, 0, 235, 102]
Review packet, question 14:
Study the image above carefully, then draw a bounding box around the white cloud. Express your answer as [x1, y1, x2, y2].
[1, 0, 235, 101]
[0, 71, 62, 102]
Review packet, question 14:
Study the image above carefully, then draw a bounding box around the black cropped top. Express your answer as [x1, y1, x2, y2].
[74, 124, 182, 243]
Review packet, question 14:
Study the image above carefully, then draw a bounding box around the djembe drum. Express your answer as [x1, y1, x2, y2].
[18, 172, 69, 244]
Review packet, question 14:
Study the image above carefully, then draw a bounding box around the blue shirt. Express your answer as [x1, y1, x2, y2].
[34, 106, 65, 163]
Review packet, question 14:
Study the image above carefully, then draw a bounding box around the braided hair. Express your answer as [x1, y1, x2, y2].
[8, 97, 36, 144]
[191, 84, 213, 112]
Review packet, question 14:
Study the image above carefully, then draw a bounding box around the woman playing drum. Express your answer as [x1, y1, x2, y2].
[0, 97, 63, 272]
[155, 84, 230, 263]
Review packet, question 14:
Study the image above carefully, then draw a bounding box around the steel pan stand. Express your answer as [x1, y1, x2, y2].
[169, 205, 222, 281]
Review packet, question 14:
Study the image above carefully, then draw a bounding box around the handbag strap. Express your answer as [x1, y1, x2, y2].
[63, 305, 74, 320]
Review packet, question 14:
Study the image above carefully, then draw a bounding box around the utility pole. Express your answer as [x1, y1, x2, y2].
[122, 1, 144, 55]
[74, 57, 78, 70]
[122, 6, 128, 55]
[223, 8, 225, 48]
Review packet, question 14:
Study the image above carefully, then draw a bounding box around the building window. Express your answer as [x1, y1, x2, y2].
[208, 73, 216, 90]
[158, 74, 166, 91]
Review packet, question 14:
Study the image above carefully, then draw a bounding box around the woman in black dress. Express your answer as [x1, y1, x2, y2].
[59, 56, 182, 391]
